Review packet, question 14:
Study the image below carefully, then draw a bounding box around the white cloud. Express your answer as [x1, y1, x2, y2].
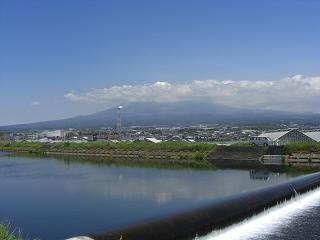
[64, 92, 88, 102]
[31, 101, 41, 106]
[64, 75, 320, 113]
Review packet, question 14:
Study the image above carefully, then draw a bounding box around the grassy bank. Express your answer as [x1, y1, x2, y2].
[0, 141, 216, 169]
[0, 223, 27, 240]
[284, 142, 320, 155]
[0, 141, 215, 153]
[4, 141, 320, 171]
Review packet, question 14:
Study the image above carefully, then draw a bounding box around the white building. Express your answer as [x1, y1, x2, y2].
[38, 130, 66, 139]
[145, 137, 162, 143]
[258, 129, 320, 145]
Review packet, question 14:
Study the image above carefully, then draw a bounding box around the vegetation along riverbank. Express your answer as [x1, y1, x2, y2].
[0, 223, 28, 240]
[0, 141, 216, 169]
[2, 141, 320, 171]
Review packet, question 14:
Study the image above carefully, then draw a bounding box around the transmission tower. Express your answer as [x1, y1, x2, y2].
[116, 106, 123, 132]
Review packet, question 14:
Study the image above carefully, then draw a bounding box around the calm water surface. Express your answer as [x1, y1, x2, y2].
[0, 153, 293, 240]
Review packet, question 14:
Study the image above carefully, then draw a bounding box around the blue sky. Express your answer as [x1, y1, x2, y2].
[1, 0, 320, 125]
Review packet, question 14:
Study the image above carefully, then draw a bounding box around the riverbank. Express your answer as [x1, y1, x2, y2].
[0, 141, 215, 153]
[206, 145, 267, 169]
[1, 141, 216, 170]
[2, 141, 320, 171]
[207, 143, 320, 171]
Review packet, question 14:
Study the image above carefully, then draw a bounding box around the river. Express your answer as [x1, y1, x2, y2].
[0, 153, 297, 239]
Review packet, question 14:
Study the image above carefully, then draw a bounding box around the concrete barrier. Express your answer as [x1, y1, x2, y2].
[263, 155, 283, 165]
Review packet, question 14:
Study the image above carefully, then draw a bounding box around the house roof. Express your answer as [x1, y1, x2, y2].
[145, 137, 162, 143]
[304, 132, 320, 142]
[258, 131, 290, 141]
[259, 130, 320, 142]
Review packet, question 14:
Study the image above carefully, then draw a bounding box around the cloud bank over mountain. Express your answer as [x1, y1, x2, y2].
[65, 75, 320, 113]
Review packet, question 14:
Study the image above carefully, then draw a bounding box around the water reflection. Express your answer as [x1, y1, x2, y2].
[250, 170, 270, 181]
[0, 154, 293, 240]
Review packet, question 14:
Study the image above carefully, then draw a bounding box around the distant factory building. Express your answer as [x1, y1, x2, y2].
[258, 129, 320, 145]
[39, 130, 67, 140]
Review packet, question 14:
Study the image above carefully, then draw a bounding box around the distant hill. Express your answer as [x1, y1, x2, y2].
[1, 101, 320, 130]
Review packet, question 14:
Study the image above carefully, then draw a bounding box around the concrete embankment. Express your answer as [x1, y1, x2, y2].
[10, 144, 320, 170]
[14, 149, 207, 160]
[206, 145, 320, 169]
[9, 148, 214, 169]
[286, 153, 320, 167]
[45, 147, 320, 168]
[206, 146, 268, 168]
[12, 146, 272, 169]
[70, 172, 320, 240]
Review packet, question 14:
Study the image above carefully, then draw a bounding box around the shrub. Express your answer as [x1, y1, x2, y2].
[0, 223, 26, 240]
[284, 142, 320, 155]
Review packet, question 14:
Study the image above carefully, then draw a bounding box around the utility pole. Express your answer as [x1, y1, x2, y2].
[116, 106, 123, 132]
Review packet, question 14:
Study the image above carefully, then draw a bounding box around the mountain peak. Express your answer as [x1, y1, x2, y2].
[1, 101, 319, 130]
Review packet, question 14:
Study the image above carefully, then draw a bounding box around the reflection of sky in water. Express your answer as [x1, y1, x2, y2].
[0, 155, 293, 240]
[72, 168, 291, 204]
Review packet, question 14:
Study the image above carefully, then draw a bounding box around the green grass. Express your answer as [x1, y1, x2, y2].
[0, 141, 216, 170]
[0, 141, 215, 153]
[284, 142, 320, 155]
[230, 142, 250, 147]
[0, 223, 28, 240]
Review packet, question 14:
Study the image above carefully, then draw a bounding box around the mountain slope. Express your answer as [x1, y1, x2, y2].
[1, 101, 319, 130]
